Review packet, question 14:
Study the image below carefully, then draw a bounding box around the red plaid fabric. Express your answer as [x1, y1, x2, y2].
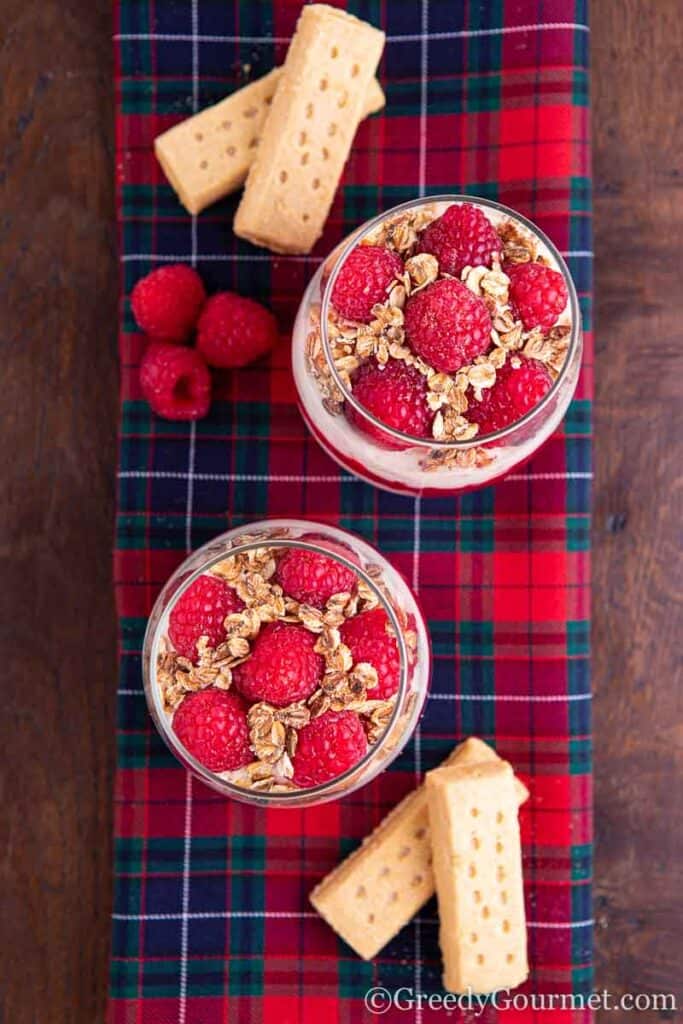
[110, 2, 593, 1021]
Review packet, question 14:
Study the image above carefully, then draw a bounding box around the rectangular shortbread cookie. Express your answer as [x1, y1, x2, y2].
[309, 738, 528, 960]
[426, 762, 529, 994]
[154, 68, 385, 215]
[234, 4, 386, 253]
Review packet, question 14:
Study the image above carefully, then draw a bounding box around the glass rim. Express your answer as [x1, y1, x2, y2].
[144, 521, 414, 803]
[319, 193, 582, 448]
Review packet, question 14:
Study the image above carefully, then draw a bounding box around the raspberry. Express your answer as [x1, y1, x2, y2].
[233, 622, 324, 708]
[275, 548, 357, 609]
[404, 279, 492, 374]
[331, 245, 404, 323]
[172, 689, 251, 772]
[168, 574, 244, 662]
[196, 291, 279, 369]
[418, 202, 502, 277]
[139, 341, 211, 421]
[347, 358, 433, 448]
[131, 264, 206, 341]
[507, 262, 568, 331]
[292, 710, 368, 787]
[341, 608, 400, 700]
[466, 357, 553, 435]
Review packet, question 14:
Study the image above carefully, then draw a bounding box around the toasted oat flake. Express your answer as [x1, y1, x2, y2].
[361, 698, 396, 744]
[467, 363, 497, 391]
[227, 636, 250, 659]
[248, 700, 312, 767]
[357, 579, 379, 609]
[488, 346, 507, 370]
[350, 661, 379, 691]
[327, 642, 353, 673]
[210, 556, 242, 582]
[480, 264, 510, 304]
[498, 218, 538, 264]
[314, 626, 341, 657]
[388, 282, 406, 308]
[404, 252, 439, 290]
[428, 372, 455, 394]
[298, 604, 325, 633]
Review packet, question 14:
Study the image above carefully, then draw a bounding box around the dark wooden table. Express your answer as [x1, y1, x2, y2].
[1, 2, 681, 1021]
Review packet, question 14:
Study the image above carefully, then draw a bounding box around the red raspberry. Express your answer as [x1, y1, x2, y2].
[275, 548, 357, 609]
[331, 245, 404, 323]
[404, 279, 492, 374]
[139, 341, 211, 421]
[292, 710, 368, 787]
[341, 608, 400, 700]
[233, 622, 324, 708]
[172, 688, 251, 772]
[507, 262, 568, 331]
[418, 203, 502, 277]
[347, 358, 433, 448]
[466, 357, 553, 435]
[131, 264, 206, 341]
[168, 574, 244, 662]
[196, 291, 279, 369]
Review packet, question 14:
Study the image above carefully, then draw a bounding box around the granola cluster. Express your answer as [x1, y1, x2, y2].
[156, 537, 414, 793]
[305, 203, 571, 471]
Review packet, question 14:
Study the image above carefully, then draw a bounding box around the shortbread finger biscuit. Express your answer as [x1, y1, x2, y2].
[234, 4, 386, 254]
[309, 738, 528, 960]
[154, 69, 385, 216]
[426, 762, 529, 994]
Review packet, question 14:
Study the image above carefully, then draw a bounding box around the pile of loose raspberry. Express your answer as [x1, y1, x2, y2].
[156, 542, 413, 792]
[131, 264, 279, 421]
[325, 202, 570, 442]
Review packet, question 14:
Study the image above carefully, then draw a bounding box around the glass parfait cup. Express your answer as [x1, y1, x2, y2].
[292, 195, 582, 496]
[143, 519, 431, 808]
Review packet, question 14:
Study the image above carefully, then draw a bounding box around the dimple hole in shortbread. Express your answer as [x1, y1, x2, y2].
[463, 796, 522, 972]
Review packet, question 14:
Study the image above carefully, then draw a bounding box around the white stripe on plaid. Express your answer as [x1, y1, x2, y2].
[118, 689, 591, 701]
[114, 23, 590, 44]
[178, 773, 192, 1024]
[178, 6, 200, 1021]
[121, 251, 592, 262]
[413, 5, 429, 1013]
[110, 912, 597, 930]
[429, 692, 592, 702]
[118, 471, 593, 481]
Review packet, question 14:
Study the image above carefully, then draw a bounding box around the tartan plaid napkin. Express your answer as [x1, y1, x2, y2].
[110, 2, 593, 1021]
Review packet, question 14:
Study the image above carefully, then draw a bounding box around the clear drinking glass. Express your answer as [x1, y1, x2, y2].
[292, 195, 582, 496]
[143, 519, 431, 807]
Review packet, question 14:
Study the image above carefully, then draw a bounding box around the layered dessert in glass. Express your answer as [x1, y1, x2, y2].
[143, 520, 431, 807]
[292, 195, 582, 495]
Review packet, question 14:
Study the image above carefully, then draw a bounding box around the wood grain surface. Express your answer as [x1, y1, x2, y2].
[0, 2, 681, 1022]
[592, 2, 683, 1019]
